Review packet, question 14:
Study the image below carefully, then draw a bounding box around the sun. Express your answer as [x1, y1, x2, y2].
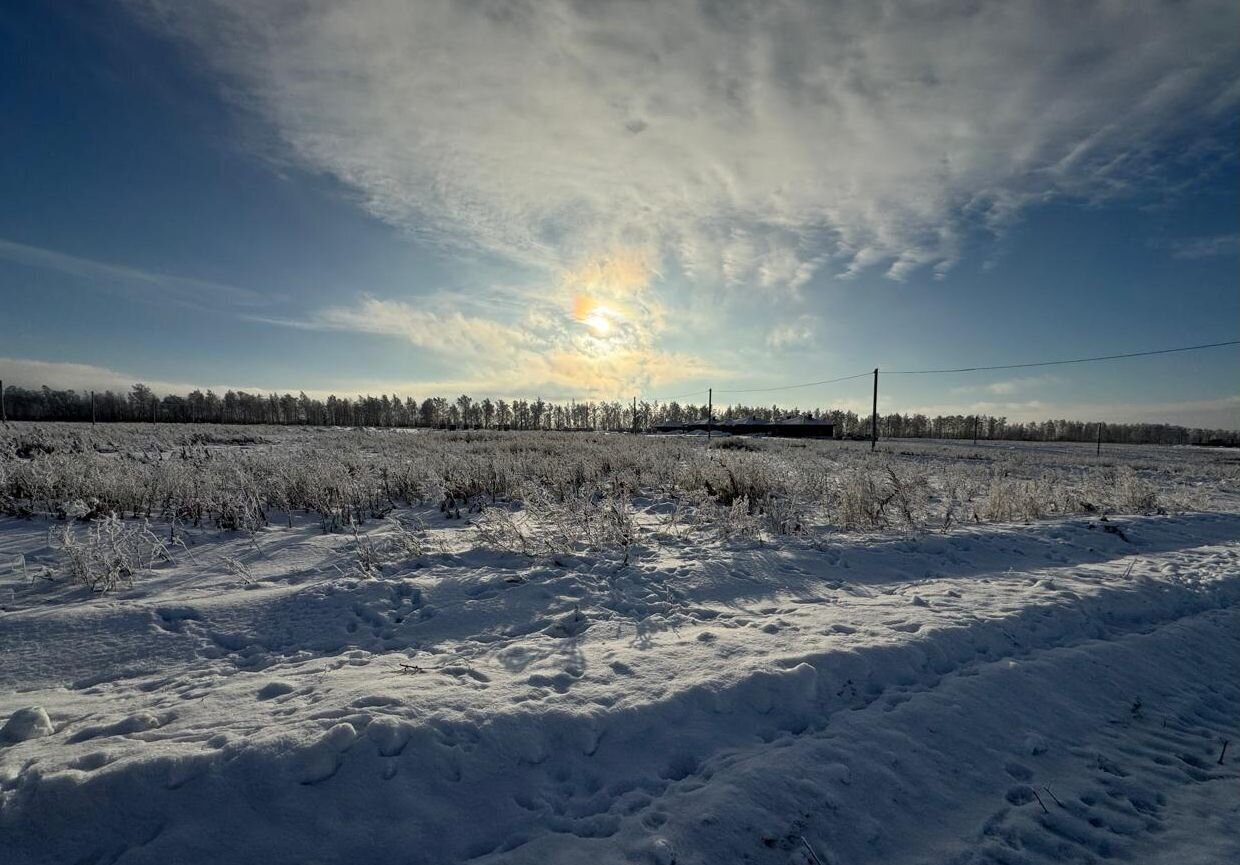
[582, 309, 611, 336]
[564, 249, 654, 344]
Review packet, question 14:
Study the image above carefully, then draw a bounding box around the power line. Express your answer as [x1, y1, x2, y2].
[639, 339, 1237, 404]
[884, 340, 1240, 375]
[548, 340, 1239, 406]
[714, 371, 872, 395]
[646, 388, 708, 402]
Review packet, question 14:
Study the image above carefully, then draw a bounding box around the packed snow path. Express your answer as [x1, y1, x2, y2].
[2, 512, 1238, 864]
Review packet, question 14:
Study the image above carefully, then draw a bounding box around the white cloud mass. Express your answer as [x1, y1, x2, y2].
[131, 0, 1238, 289]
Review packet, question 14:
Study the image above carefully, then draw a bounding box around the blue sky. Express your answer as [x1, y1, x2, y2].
[2, 1, 1237, 427]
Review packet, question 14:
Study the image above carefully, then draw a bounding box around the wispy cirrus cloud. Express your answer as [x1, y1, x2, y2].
[766, 315, 819, 350]
[1165, 233, 1240, 259]
[0, 237, 272, 309]
[949, 375, 1061, 397]
[287, 298, 535, 359]
[129, 0, 1239, 291]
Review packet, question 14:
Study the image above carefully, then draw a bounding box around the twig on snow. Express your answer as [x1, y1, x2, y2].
[1031, 789, 1050, 814]
[798, 836, 825, 865]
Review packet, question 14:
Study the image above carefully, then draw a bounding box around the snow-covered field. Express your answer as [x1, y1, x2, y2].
[2, 426, 1238, 864]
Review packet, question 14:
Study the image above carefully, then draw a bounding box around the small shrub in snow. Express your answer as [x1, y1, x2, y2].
[52, 513, 173, 592]
[1112, 467, 1160, 514]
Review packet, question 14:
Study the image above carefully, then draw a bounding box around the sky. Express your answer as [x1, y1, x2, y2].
[1, 0, 1238, 428]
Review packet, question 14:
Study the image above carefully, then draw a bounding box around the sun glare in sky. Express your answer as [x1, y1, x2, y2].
[567, 249, 654, 346]
[582, 308, 611, 337]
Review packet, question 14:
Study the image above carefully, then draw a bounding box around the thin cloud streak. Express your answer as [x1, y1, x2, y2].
[900, 395, 1240, 428]
[0, 355, 709, 404]
[949, 375, 1062, 396]
[0, 237, 273, 310]
[1166, 234, 1240, 259]
[0, 357, 270, 399]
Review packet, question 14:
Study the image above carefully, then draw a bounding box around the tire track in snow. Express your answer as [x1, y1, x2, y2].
[509, 607, 1240, 865]
[473, 564, 1240, 864]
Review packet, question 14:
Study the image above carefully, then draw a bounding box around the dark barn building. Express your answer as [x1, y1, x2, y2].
[655, 414, 835, 439]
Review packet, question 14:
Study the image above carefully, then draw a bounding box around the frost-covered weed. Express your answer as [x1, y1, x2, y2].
[1111, 466, 1160, 514]
[474, 482, 637, 558]
[52, 513, 172, 592]
[348, 514, 434, 577]
[978, 476, 1048, 522]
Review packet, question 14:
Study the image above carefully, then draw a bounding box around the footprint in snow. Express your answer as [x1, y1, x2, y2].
[543, 609, 590, 638]
[527, 670, 582, 693]
[257, 681, 297, 700]
[1005, 761, 1034, 781]
[67, 711, 169, 744]
[1004, 785, 1036, 805]
[887, 621, 922, 633]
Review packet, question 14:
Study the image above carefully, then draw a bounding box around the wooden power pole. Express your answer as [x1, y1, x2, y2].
[707, 388, 713, 446]
[91, 391, 96, 425]
[1096, 421, 1103, 457]
[632, 396, 637, 435]
[871, 369, 879, 451]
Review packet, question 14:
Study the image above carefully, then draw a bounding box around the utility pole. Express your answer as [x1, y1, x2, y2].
[91, 391, 96, 426]
[632, 396, 637, 435]
[0, 379, 5, 423]
[707, 388, 713, 446]
[1096, 421, 1103, 457]
[871, 369, 879, 451]
[973, 414, 978, 445]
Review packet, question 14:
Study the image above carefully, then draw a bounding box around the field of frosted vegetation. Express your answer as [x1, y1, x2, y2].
[1, 421, 1236, 591]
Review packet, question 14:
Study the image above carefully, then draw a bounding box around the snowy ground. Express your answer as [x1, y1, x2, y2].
[2, 442, 1239, 864]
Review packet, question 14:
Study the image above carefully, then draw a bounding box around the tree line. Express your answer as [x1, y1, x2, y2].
[1, 383, 1235, 446]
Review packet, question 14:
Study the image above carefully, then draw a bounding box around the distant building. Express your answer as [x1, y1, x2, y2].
[654, 413, 834, 438]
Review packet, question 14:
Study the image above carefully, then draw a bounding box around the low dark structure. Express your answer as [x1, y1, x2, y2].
[654, 414, 835, 439]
